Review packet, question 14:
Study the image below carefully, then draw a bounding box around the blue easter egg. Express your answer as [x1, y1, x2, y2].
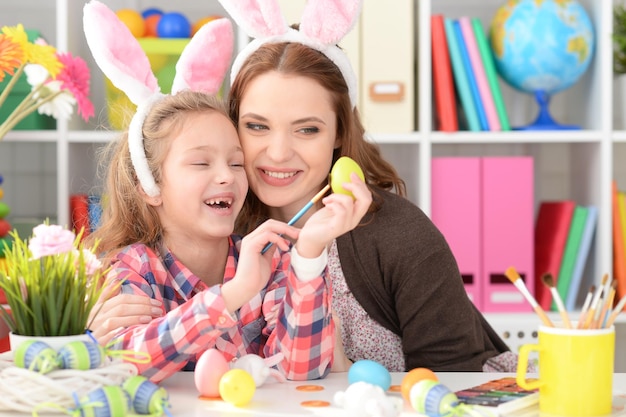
[157, 12, 191, 38]
[141, 7, 163, 19]
[80, 386, 131, 417]
[13, 340, 57, 374]
[57, 340, 105, 370]
[409, 380, 459, 417]
[123, 375, 169, 415]
[347, 359, 392, 391]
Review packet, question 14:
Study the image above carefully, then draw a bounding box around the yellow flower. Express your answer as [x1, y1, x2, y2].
[1, 24, 61, 78]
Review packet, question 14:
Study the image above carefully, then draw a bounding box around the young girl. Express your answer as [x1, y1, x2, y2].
[82, 1, 371, 383]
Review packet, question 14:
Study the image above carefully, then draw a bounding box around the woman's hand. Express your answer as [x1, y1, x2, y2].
[88, 284, 163, 345]
[297, 173, 372, 257]
[222, 220, 299, 313]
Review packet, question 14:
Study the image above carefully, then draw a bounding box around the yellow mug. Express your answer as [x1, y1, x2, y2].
[516, 325, 615, 416]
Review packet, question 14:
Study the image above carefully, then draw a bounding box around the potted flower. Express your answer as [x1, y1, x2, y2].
[0, 222, 106, 342]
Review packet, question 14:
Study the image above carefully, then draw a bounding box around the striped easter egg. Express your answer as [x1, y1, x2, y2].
[79, 386, 131, 417]
[123, 375, 169, 414]
[13, 340, 57, 374]
[57, 340, 105, 370]
[409, 380, 460, 417]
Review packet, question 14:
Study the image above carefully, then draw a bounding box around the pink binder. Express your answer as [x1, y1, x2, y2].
[481, 157, 534, 312]
[431, 158, 482, 309]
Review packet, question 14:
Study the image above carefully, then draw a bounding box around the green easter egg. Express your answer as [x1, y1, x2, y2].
[330, 156, 365, 199]
[0, 202, 10, 218]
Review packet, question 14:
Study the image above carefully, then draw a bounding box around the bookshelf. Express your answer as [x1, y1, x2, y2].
[0, 0, 623, 312]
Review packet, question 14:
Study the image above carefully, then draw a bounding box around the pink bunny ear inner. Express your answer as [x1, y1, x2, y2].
[217, 0, 288, 38]
[171, 18, 234, 95]
[83, 0, 158, 104]
[300, 0, 362, 44]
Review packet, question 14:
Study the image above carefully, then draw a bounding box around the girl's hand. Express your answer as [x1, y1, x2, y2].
[88, 285, 163, 345]
[297, 173, 372, 257]
[221, 220, 299, 313]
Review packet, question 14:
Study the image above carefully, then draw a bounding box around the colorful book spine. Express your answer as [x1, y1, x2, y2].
[613, 182, 626, 305]
[459, 17, 500, 131]
[565, 206, 597, 311]
[453, 19, 488, 131]
[471, 17, 510, 131]
[431, 14, 458, 132]
[444, 18, 480, 131]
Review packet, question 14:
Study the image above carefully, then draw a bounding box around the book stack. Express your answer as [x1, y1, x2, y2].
[534, 201, 598, 312]
[70, 194, 103, 238]
[431, 15, 510, 132]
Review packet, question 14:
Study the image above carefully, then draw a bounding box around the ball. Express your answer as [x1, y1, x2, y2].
[347, 359, 391, 391]
[219, 369, 256, 407]
[141, 7, 163, 19]
[144, 14, 162, 37]
[401, 367, 438, 402]
[0, 219, 11, 237]
[192, 15, 221, 36]
[0, 202, 11, 218]
[115, 9, 145, 38]
[157, 12, 191, 38]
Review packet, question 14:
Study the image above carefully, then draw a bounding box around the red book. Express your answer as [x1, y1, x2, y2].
[431, 14, 458, 132]
[534, 201, 576, 311]
[613, 182, 626, 307]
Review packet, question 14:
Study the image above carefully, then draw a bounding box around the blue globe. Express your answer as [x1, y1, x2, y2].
[490, 0, 595, 95]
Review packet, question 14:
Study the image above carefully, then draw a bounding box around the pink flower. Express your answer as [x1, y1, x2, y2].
[29, 224, 75, 260]
[75, 249, 102, 276]
[55, 52, 94, 122]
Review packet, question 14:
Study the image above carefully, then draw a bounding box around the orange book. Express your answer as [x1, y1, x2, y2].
[431, 14, 457, 132]
[534, 201, 576, 311]
[614, 182, 626, 305]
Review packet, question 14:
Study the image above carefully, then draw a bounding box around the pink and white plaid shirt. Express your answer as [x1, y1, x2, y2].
[106, 235, 333, 383]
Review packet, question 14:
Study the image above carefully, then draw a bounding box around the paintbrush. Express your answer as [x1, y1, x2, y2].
[597, 280, 617, 329]
[505, 267, 553, 327]
[583, 274, 607, 329]
[605, 293, 626, 329]
[577, 285, 594, 329]
[261, 184, 331, 254]
[542, 273, 571, 328]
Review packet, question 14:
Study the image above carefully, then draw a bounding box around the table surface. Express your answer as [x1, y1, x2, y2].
[0, 372, 625, 416]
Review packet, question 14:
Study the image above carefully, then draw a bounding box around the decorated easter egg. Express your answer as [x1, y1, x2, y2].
[401, 367, 438, 402]
[123, 375, 169, 415]
[194, 348, 230, 398]
[330, 156, 365, 199]
[219, 369, 256, 407]
[347, 359, 391, 391]
[80, 386, 131, 417]
[115, 9, 145, 38]
[57, 340, 105, 370]
[13, 340, 57, 374]
[409, 379, 459, 417]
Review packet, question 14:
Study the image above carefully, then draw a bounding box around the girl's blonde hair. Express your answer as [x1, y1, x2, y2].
[229, 42, 406, 234]
[86, 91, 230, 260]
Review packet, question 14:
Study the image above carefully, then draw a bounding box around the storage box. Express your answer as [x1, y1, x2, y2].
[0, 30, 56, 130]
[104, 38, 190, 130]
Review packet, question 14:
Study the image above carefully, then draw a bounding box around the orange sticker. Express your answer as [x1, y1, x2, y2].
[388, 385, 402, 392]
[296, 384, 324, 392]
[198, 395, 221, 401]
[301, 400, 331, 407]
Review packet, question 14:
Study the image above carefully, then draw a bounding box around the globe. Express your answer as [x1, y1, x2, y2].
[489, 0, 595, 130]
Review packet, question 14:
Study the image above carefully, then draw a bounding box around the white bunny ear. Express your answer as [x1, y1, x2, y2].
[83, 0, 159, 105]
[217, 0, 288, 38]
[300, 0, 362, 45]
[172, 18, 234, 95]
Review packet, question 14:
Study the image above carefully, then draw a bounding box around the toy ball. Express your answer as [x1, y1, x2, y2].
[141, 7, 163, 19]
[57, 340, 105, 370]
[194, 348, 230, 398]
[0, 187, 4, 200]
[347, 359, 392, 391]
[401, 367, 438, 402]
[123, 375, 169, 415]
[115, 9, 145, 38]
[144, 14, 162, 37]
[13, 340, 57, 374]
[0, 174, 3, 184]
[0, 202, 11, 218]
[157, 12, 191, 38]
[79, 385, 131, 417]
[0, 219, 11, 237]
[409, 380, 459, 417]
[218, 369, 256, 407]
[330, 156, 365, 199]
[192, 15, 221, 36]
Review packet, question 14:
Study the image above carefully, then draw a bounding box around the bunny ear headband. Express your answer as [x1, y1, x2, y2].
[217, 0, 362, 108]
[83, 0, 234, 197]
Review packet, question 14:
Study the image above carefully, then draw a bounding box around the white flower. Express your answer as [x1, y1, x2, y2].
[35, 81, 76, 120]
[24, 63, 49, 86]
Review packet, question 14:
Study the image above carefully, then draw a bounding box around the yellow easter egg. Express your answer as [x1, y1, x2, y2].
[330, 156, 365, 199]
[219, 369, 256, 407]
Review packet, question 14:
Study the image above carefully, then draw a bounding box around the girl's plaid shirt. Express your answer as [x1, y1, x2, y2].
[106, 235, 334, 383]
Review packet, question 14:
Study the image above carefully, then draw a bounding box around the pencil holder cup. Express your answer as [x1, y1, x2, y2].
[516, 324, 615, 416]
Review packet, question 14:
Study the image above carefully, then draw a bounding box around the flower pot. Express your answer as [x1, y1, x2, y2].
[9, 332, 91, 352]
